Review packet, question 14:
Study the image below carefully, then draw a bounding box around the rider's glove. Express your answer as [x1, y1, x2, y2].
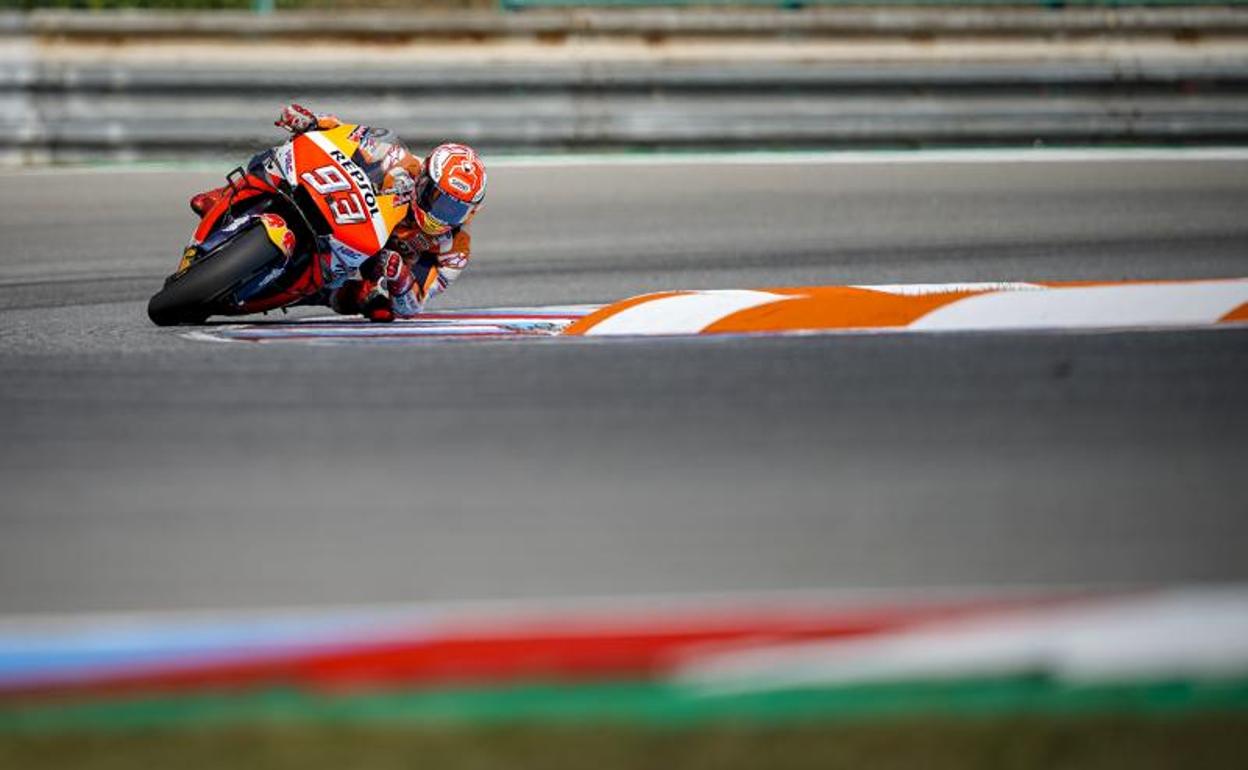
[275, 103, 320, 134]
[382, 167, 416, 206]
[377, 249, 416, 299]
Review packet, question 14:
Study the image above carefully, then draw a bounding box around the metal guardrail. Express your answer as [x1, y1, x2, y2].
[3, 8, 1247, 160]
[4, 61, 1248, 162]
[6, 0, 1248, 9]
[7, 8, 1248, 36]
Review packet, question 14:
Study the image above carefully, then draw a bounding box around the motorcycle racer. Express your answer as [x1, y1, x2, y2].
[189, 104, 486, 322]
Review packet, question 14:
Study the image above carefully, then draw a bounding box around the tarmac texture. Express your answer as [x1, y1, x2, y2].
[1, 154, 1246, 615]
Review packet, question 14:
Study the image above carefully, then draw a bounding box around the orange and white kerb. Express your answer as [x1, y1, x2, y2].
[564, 279, 1248, 337]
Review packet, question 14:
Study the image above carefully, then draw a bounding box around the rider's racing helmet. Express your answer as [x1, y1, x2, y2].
[412, 143, 487, 236]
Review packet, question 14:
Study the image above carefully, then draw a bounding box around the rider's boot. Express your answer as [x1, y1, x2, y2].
[329, 280, 367, 316]
[189, 186, 229, 217]
[361, 288, 395, 323]
[363, 299, 395, 324]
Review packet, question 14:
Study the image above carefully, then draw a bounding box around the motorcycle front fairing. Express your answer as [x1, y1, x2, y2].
[276, 125, 409, 285]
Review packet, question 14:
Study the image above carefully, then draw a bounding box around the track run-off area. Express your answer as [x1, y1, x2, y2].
[1, 148, 1247, 621]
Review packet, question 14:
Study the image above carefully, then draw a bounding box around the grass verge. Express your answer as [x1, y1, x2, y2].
[2, 715, 1247, 770]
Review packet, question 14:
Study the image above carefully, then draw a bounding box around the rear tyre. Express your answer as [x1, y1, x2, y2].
[147, 225, 283, 326]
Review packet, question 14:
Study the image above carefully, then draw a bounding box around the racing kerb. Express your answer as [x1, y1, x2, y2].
[564, 279, 1248, 336]
[185, 278, 1248, 344]
[2, 587, 1247, 732]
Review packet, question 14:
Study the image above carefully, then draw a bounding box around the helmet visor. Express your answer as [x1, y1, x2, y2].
[415, 173, 474, 228]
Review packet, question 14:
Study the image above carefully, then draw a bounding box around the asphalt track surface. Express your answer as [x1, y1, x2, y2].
[1, 154, 1247, 616]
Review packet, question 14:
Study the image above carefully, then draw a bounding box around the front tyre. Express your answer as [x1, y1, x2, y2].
[147, 225, 284, 326]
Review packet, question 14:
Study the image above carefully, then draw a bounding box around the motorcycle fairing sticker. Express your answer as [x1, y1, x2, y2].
[275, 144, 296, 186]
[323, 236, 373, 288]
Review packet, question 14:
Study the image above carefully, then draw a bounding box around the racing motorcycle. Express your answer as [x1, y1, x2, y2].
[147, 124, 409, 325]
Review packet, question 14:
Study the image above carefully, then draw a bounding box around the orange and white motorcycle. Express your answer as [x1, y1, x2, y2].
[148, 124, 408, 326]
